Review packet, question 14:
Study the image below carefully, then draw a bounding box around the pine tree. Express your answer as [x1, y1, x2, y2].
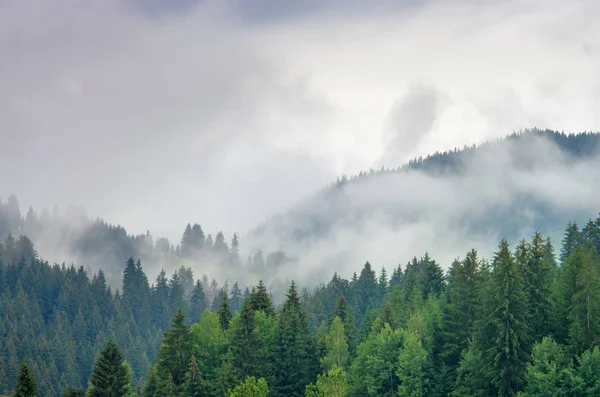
[88, 340, 130, 397]
[229, 301, 265, 380]
[520, 233, 553, 342]
[397, 331, 429, 397]
[568, 242, 600, 353]
[333, 296, 357, 356]
[483, 239, 531, 396]
[248, 281, 275, 317]
[218, 292, 233, 331]
[378, 266, 388, 297]
[442, 250, 482, 369]
[273, 281, 316, 397]
[189, 280, 207, 323]
[13, 361, 36, 397]
[155, 309, 191, 388]
[230, 282, 243, 313]
[184, 355, 203, 397]
[561, 221, 582, 264]
[181, 224, 194, 258]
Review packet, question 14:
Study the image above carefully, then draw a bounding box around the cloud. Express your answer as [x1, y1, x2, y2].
[1, 0, 599, 285]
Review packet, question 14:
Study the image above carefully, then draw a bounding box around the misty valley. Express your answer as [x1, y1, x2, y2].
[3, 130, 600, 396]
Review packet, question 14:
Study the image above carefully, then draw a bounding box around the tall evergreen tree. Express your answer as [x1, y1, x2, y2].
[568, 242, 600, 353]
[482, 239, 531, 396]
[218, 292, 233, 331]
[520, 233, 553, 342]
[561, 221, 582, 264]
[154, 309, 191, 389]
[183, 355, 203, 397]
[88, 340, 130, 397]
[273, 281, 316, 397]
[229, 301, 265, 381]
[333, 295, 357, 356]
[13, 361, 36, 397]
[442, 250, 482, 370]
[248, 281, 275, 317]
[189, 280, 207, 323]
[230, 282, 243, 313]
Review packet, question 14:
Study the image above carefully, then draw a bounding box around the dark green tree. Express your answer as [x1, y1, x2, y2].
[229, 301, 265, 381]
[333, 295, 357, 356]
[189, 280, 207, 323]
[273, 281, 316, 397]
[483, 239, 531, 396]
[218, 292, 233, 331]
[88, 340, 131, 397]
[248, 281, 275, 317]
[442, 250, 483, 371]
[561, 221, 582, 264]
[13, 361, 36, 397]
[183, 355, 203, 397]
[154, 308, 191, 389]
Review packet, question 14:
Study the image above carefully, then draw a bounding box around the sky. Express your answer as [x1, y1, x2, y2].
[1, 0, 599, 242]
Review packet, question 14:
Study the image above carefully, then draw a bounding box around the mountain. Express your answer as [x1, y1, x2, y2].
[248, 129, 600, 280]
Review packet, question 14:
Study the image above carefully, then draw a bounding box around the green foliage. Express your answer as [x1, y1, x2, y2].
[183, 356, 203, 397]
[13, 361, 36, 397]
[273, 281, 317, 397]
[152, 309, 191, 392]
[576, 346, 600, 395]
[228, 377, 268, 397]
[397, 331, 428, 397]
[482, 240, 531, 396]
[320, 317, 349, 371]
[229, 301, 265, 381]
[519, 337, 579, 397]
[6, 214, 600, 397]
[305, 367, 347, 397]
[87, 340, 131, 397]
[441, 250, 483, 370]
[218, 292, 233, 331]
[347, 324, 403, 396]
[567, 243, 600, 353]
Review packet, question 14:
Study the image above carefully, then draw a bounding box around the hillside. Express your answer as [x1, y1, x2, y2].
[248, 129, 600, 279]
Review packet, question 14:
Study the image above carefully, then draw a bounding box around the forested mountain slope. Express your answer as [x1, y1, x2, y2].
[249, 129, 600, 280]
[4, 215, 600, 396]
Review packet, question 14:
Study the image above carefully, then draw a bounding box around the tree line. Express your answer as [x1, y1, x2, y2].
[5, 214, 600, 395]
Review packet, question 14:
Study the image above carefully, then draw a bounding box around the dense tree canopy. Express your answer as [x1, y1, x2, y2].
[4, 211, 600, 396]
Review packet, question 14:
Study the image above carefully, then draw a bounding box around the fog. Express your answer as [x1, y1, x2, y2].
[1, 0, 600, 288]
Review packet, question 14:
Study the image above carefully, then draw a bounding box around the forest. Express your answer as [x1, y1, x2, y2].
[3, 213, 600, 396]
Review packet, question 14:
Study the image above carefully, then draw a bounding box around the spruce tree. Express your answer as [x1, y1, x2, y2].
[229, 282, 243, 313]
[561, 221, 582, 264]
[88, 340, 130, 397]
[333, 296, 357, 356]
[484, 239, 531, 396]
[442, 250, 482, 369]
[155, 308, 191, 388]
[13, 361, 36, 397]
[248, 281, 275, 317]
[189, 280, 207, 323]
[229, 301, 265, 380]
[568, 242, 600, 353]
[184, 355, 203, 397]
[218, 292, 233, 331]
[521, 233, 553, 342]
[273, 281, 316, 397]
